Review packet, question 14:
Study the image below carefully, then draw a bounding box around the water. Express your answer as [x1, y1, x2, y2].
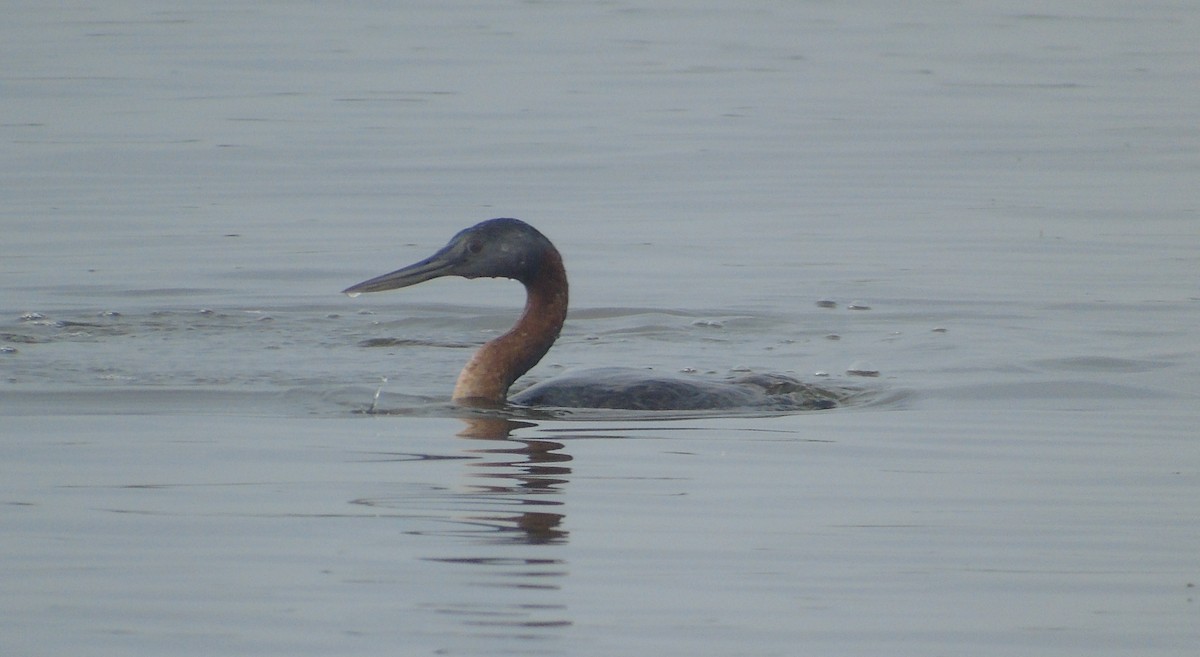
[3, 1, 1199, 655]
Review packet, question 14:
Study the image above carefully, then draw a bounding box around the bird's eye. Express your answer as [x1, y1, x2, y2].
[466, 240, 483, 254]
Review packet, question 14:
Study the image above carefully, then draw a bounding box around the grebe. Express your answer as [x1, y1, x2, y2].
[344, 218, 841, 411]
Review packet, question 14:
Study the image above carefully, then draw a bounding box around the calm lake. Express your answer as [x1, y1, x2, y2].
[3, 1, 1198, 655]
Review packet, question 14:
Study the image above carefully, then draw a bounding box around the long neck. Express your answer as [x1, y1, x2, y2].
[452, 250, 568, 406]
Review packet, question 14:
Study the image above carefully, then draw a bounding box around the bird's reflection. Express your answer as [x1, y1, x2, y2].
[454, 416, 571, 545]
[354, 415, 576, 636]
[408, 416, 575, 638]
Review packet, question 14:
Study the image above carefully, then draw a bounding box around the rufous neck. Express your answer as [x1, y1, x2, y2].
[452, 250, 568, 406]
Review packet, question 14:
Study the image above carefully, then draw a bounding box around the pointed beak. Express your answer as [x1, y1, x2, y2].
[342, 246, 459, 295]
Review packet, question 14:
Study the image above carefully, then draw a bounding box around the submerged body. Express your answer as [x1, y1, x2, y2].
[344, 218, 839, 411]
[511, 368, 839, 411]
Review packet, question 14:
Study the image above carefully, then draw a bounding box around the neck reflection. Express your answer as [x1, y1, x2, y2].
[454, 416, 572, 545]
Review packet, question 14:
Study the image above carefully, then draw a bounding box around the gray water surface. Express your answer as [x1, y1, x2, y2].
[3, 2, 1198, 655]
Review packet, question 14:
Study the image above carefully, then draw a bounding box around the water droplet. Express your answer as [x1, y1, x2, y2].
[369, 378, 389, 413]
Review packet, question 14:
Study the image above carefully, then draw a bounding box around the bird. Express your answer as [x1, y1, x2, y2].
[343, 218, 841, 411]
